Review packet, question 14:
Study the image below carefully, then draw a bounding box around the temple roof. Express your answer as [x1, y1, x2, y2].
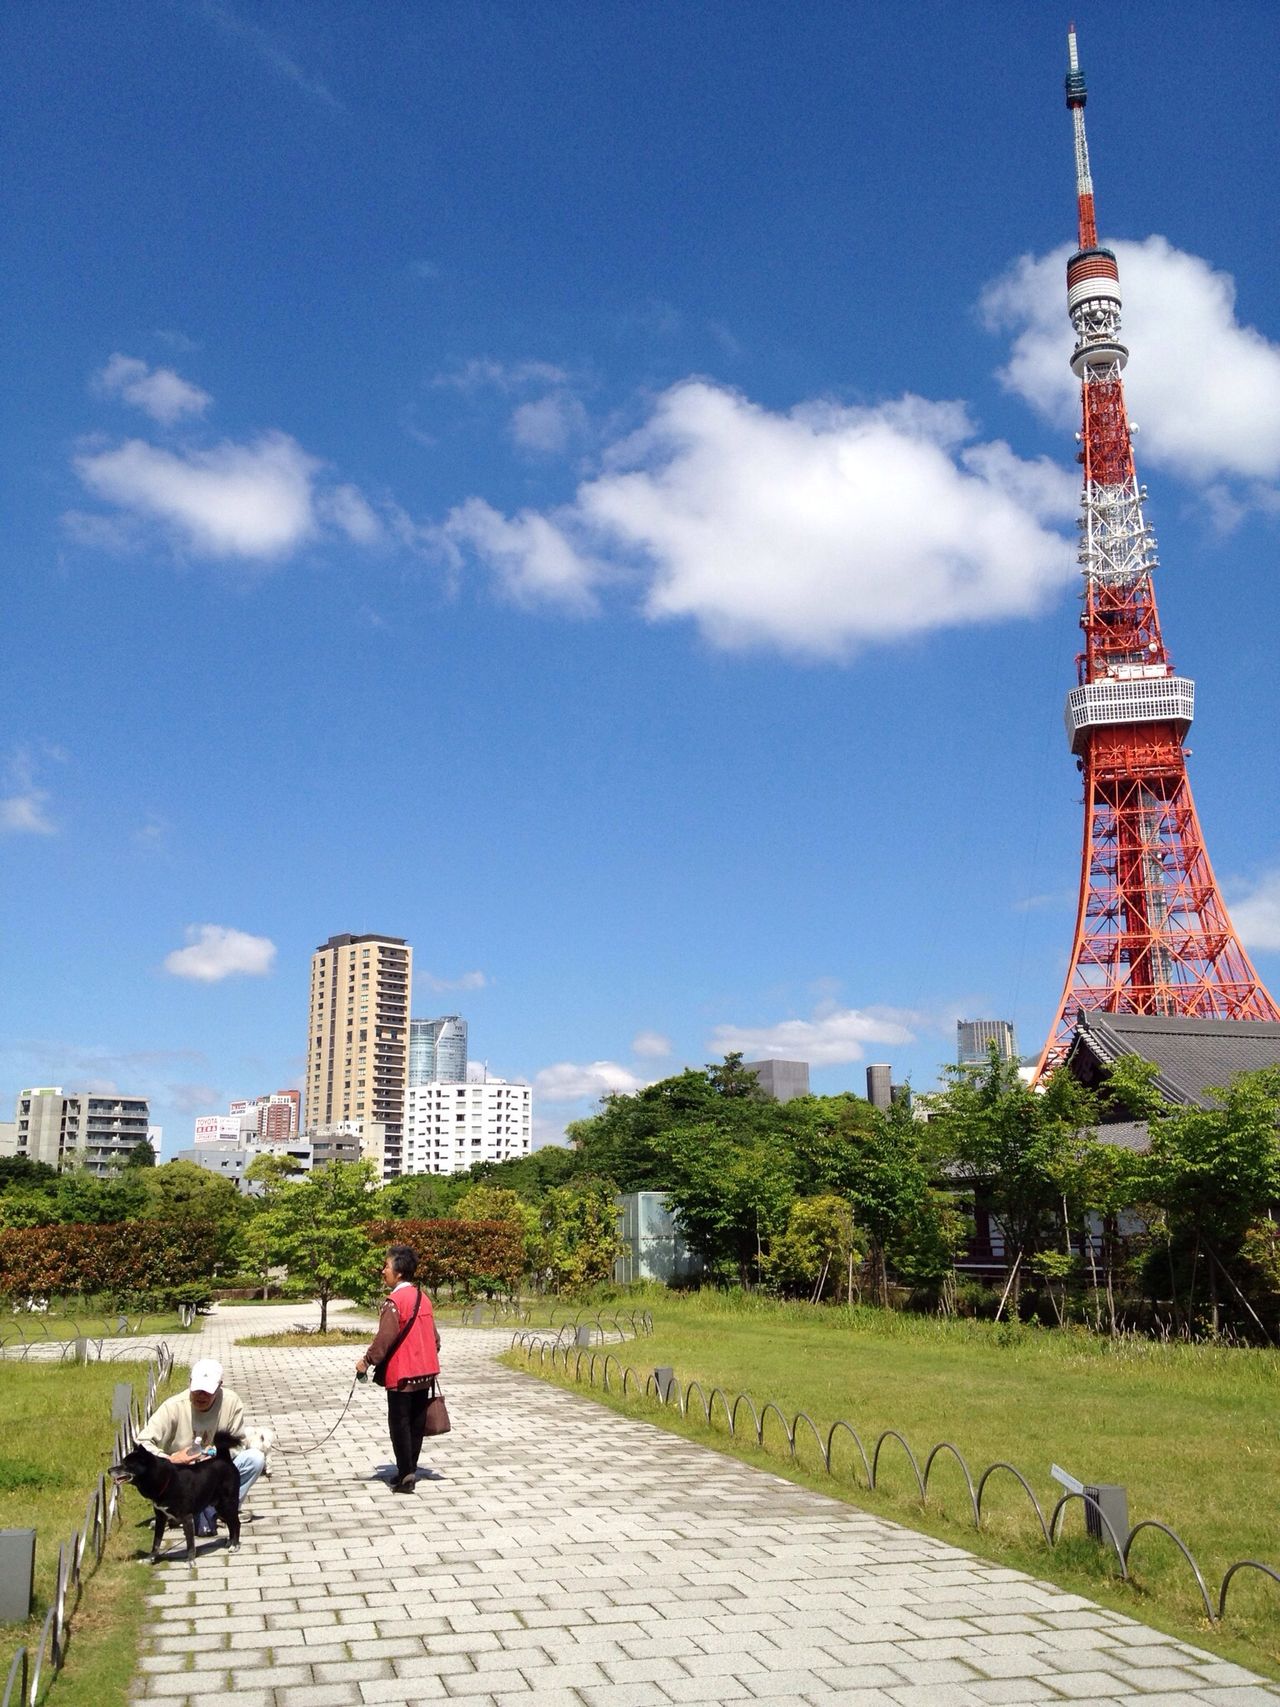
[1067, 1010, 1280, 1110]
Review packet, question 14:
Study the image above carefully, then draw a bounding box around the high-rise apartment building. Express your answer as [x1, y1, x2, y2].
[304, 933, 412, 1177]
[5, 1086, 151, 1174]
[957, 1019, 1017, 1067]
[402, 1077, 532, 1176]
[408, 1015, 468, 1085]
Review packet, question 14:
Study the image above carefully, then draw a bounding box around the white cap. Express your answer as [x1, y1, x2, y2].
[189, 1359, 223, 1395]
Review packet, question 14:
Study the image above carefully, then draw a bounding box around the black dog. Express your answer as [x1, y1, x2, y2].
[110, 1431, 242, 1569]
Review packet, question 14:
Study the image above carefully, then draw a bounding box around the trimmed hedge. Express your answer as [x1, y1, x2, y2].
[365, 1218, 524, 1293]
[0, 1218, 222, 1299]
[0, 1214, 526, 1303]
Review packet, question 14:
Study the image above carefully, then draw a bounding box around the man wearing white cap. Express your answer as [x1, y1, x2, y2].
[136, 1358, 265, 1536]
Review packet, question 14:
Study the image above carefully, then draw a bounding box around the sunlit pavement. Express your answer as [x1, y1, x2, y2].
[125, 1303, 1280, 1707]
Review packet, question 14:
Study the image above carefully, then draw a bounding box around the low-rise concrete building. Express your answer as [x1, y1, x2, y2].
[5, 1086, 151, 1174]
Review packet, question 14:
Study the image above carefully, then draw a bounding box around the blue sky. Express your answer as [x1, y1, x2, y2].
[4, 2, 1280, 1154]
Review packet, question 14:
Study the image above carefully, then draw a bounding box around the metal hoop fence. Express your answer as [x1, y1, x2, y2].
[515, 1338, 1280, 1631]
[0, 1311, 191, 1362]
[508, 1310, 653, 1354]
[1, 1342, 175, 1707]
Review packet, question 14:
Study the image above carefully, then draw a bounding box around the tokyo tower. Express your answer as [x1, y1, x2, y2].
[1033, 27, 1280, 1080]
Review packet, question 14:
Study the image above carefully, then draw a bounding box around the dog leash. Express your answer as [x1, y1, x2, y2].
[279, 1374, 363, 1454]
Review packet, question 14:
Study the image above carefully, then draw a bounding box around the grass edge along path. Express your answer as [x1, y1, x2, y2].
[499, 1300, 1280, 1681]
[1, 1358, 184, 1707]
[0, 1311, 185, 1347]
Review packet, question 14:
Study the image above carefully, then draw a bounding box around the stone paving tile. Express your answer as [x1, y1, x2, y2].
[121, 1303, 1280, 1706]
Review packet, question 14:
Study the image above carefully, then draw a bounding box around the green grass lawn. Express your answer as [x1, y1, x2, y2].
[1, 1358, 185, 1707]
[0, 1311, 186, 1344]
[236, 1327, 370, 1346]
[505, 1292, 1280, 1677]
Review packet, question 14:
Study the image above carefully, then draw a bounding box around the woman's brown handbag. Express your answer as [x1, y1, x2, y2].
[424, 1379, 451, 1435]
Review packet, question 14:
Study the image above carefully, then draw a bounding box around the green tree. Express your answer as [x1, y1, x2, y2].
[55, 1168, 149, 1226]
[0, 1157, 58, 1192]
[463, 1144, 580, 1199]
[1146, 1066, 1280, 1335]
[123, 1138, 157, 1168]
[254, 1160, 379, 1329]
[936, 1051, 1093, 1313]
[537, 1178, 623, 1295]
[767, 1194, 865, 1303]
[656, 1122, 796, 1285]
[142, 1160, 244, 1268]
[374, 1170, 471, 1221]
[568, 1057, 775, 1192]
[243, 1152, 304, 1297]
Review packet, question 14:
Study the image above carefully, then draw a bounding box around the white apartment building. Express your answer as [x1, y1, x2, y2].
[402, 1078, 532, 1176]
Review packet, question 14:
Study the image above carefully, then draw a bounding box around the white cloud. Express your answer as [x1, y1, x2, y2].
[74, 431, 318, 559]
[709, 1004, 916, 1068]
[200, 0, 343, 109]
[1, 792, 55, 835]
[441, 497, 603, 613]
[418, 970, 489, 993]
[164, 925, 277, 982]
[510, 392, 589, 455]
[443, 381, 1075, 658]
[533, 1060, 649, 1103]
[1229, 872, 1280, 953]
[983, 237, 1280, 489]
[0, 746, 62, 836]
[434, 357, 569, 394]
[318, 482, 382, 544]
[95, 353, 212, 425]
[167, 1081, 224, 1114]
[631, 1030, 672, 1060]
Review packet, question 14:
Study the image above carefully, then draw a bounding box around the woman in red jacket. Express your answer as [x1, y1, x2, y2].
[356, 1244, 441, 1492]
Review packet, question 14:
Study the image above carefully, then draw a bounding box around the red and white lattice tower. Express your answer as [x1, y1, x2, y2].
[1033, 27, 1280, 1080]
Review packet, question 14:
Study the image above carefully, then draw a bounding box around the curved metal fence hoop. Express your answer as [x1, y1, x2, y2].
[602, 1354, 623, 1393]
[1048, 1492, 1128, 1580]
[573, 1349, 587, 1382]
[681, 1380, 711, 1424]
[1218, 1559, 1280, 1620]
[29, 1600, 58, 1707]
[922, 1442, 980, 1527]
[790, 1411, 826, 1470]
[975, 1462, 1051, 1544]
[621, 1365, 642, 1397]
[730, 1391, 762, 1439]
[825, 1419, 872, 1488]
[871, 1430, 926, 1500]
[1121, 1519, 1213, 1621]
[2, 1645, 26, 1707]
[707, 1387, 735, 1436]
[644, 1373, 660, 1399]
[758, 1401, 794, 1457]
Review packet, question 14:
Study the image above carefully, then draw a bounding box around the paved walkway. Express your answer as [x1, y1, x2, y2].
[126, 1304, 1279, 1707]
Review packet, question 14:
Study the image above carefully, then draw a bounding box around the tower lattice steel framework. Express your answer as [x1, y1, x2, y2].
[1033, 27, 1279, 1080]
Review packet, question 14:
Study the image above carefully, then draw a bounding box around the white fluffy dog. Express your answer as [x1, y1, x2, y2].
[241, 1425, 276, 1477]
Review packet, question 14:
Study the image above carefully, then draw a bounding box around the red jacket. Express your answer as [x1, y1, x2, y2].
[381, 1285, 440, 1389]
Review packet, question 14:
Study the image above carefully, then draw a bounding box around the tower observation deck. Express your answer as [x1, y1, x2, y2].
[1033, 28, 1279, 1079]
